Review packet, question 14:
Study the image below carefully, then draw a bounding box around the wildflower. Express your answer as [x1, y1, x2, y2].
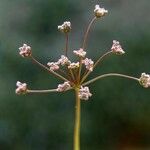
[57, 81, 71, 92]
[139, 73, 150, 88]
[73, 48, 86, 58]
[15, 4, 150, 150]
[68, 62, 79, 69]
[19, 44, 32, 57]
[79, 86, 92, 100]
[58, 21, 71, 33]
[15, 81, 27, 94]
[47, 62, 59, 71]
[82, 58, 94, 71]
[58, 55, 71, 66]
[94, 5, 108, 18]
[111, 40, 125, 55]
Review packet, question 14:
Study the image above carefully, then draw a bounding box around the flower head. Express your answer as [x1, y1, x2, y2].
[73, 48, 86, 58]
[111, 40, 125, 55]
[68, 62, 79, 69]
[19, 44, 32, 57]
[139, 73, 150, 88]
[47, 62, 59, 71]
[79, 86, 92, 100]
[82, 58, 94, 72]
[58, 55, 71, 66]
[58, 21, 71, 33]
[16, 81, 27, 94]
[94, 5, 108, 18]
[57, 81, 71, 92]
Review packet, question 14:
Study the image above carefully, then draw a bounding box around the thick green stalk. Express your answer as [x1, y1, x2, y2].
[74, 88, 81, 150]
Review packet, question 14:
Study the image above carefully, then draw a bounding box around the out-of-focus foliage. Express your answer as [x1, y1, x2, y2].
[0, 0, 150, 150]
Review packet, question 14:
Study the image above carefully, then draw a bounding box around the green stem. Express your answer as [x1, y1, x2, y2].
[78, 58, 83, 82]
[81, 51, 112, 84]
[93, 51, 112, 70]
[82, 17, 96, 50]
[74, 88, 81, 150]
[31, 56, 68, 81]
[69, 68, 75, 81]
[82, 73, 139, 86]
[65, 33, 69, 56]
[27, 87, 73, 94]
[27, 89, 57, 93]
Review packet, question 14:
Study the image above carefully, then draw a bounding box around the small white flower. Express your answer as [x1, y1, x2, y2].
[57, 81, 71, 92]
[73, 48, 86, 58]
[111, 40, 125, 55]
[94, 5, 108, 18]
[19, 44, 32, 57]
[139, 73, 150, 88]
[79, 86, 92, 100]
[47, 62, 59, 71]
[58, 55, 71, 66]
[16, 81, 27, 94]
[68, 62, 79, 69]
[58, 21, 71, 33]
[82, 58, 94, 72]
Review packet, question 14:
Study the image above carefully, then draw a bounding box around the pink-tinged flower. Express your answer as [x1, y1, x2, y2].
[139, 73, 150, 88]
[94, 5, 108, 18]
[58, 21, 71, 33]
[73, 48, 86, 58]
[15, 81, 27, 94]
[47, 62, 59, 71]
[79, 86, 92, 100]
[82, 58, 94, 72]
[57, 81, 71, 92]
[68, 62, 79, 69]
[19, 44, 32, 57]
[58, 55, 71, 66]
[111, 40, 125, 55]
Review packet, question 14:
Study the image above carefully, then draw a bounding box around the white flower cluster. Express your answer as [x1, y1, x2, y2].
[111, 40, 125, 55]
[57, 81, 71, 92]
[68, 62, 79, 69]
[139, 73, 150, 88]
[94, 5, 108, 18]
[58, 55, 71, 66]
[47, 55, 71, 71]
[82, 58, 94, 72]
[79, 86, 92, 100]
[47, 62, 59, 71]
[19, 44, 32, 57]
[73, 48, 86, 58]
[16, 81, 27, 94]
[58, 21, 71, 33]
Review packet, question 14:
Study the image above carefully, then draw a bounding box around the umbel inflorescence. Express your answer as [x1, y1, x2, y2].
[16, 4, 150, 150]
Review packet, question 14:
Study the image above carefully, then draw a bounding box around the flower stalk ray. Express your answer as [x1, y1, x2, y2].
[82, 73, 139, 86]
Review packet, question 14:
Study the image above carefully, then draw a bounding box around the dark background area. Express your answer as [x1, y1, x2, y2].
[0, 0, 150, 150]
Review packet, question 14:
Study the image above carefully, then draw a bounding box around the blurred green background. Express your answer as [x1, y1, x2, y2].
[0, 0, 150, 150]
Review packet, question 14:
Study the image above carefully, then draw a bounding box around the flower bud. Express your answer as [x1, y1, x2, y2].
[111, 40, 125, 55]
[58, 55, 71, 66]
[19, 44, 32, 57]
[139, 73, 150, 88]
[16, 81, 27, 94]
[79, 86, 92, 100]
[94, 5, 108, 18]
[58, 21, 71, 33]
[47, 62, 59, 71]
[57, 81, 71, 92]
[73, 48, 86, 58]
[82, 58, 94, 72]
[68, 62, 79, 69]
